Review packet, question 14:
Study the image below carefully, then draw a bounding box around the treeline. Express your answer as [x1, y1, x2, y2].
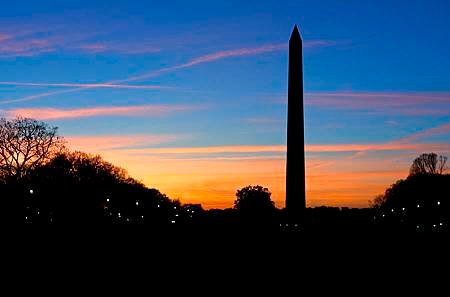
[0, 117, 448, 232]
[0, 117, 197, 225]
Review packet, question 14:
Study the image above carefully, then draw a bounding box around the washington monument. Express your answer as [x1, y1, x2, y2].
[286, 25, 306, 218]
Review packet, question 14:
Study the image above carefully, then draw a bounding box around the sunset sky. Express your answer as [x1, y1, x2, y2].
[1, 0, 450, 208]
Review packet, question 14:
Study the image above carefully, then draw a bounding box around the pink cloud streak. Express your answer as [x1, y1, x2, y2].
[1, 40, 334, 104]
[182, 44, 287, 67]
[397, 123, 450, 143]
[3, 104, 202, 120]
[0, 37, 56, 57]
[66, 134, 180, 152]
[75, 43, 160, 55]
[0, 81, 170, 90]
[305, 92, 450, 116]
[119, 142, 450, 156]
[0, 34, 11, 42]
[0, 28, 160, 58]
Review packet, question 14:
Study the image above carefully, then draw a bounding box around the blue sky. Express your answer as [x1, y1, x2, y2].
[1, 0, 449, 208]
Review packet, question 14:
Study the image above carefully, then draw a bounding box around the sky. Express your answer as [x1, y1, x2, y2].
[1, 0, 450, 208]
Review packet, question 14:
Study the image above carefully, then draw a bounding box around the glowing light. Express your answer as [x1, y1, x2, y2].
[106, 198, 110, 202]
[402, 207, 405, 211]
[157, 204, 160, 208]
[118, 212, 121, 218]
[433, 224, 436, 228]
[391, 209, 394, 212]
[171, 220, 176, 224]
[136, 201, 139, 206]
[440, 222, 443, 226]
[417, 204, 420, 208]
[141, 215, 144, 219]
[29, 189, 34, 195]
[437, 201, 441, 205]
[175, 214, 179, 217]
[174, 206, 177, 210]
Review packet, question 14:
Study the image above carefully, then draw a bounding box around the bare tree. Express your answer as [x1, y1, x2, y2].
[0, 117, 65, 181]
[409, 153, 448, 176]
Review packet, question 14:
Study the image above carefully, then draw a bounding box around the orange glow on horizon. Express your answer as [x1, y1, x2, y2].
[65, 137, 449, 209]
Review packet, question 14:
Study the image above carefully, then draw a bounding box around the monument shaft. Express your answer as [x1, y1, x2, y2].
[286, 25, 306, 216]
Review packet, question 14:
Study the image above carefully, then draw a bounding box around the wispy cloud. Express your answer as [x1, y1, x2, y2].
[245, 117, 284, 125]
[70, 43, 106, 53]
[74, 43, 160, 55]
[110, 43, 289, 83]
[2, 104, 202, 120]
[182, 44, 287, 67]
[130, 145, 286, 155]
[396, 122, 450, 143]
[0, 34, 12, 42]
[0, 27, 161, 58]
[0, 81, 171, 90]
[122, 40, 335, 82]
[305, 92, 450, 116]
[304, 40, 338, 48]
[111, 142, 450, 157]
[1, 40, 335, 104]
[0, 88, 82, 104]
[0, 27, 97, 58]
[66, 134, 181, 151]
[0, 37, 56, 58]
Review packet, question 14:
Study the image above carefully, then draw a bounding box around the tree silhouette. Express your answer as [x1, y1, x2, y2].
[25, 151, 176, 225]
[234, 185, 275, 216]
[409, 153, 447, 176]
[0, 117, 65, 182]
[372, 153, 449, 232]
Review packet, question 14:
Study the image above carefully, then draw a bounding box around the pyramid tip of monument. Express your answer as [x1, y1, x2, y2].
[290, 24, 302, 40]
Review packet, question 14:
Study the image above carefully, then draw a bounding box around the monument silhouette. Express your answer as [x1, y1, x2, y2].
[286, 25, 306, 220]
